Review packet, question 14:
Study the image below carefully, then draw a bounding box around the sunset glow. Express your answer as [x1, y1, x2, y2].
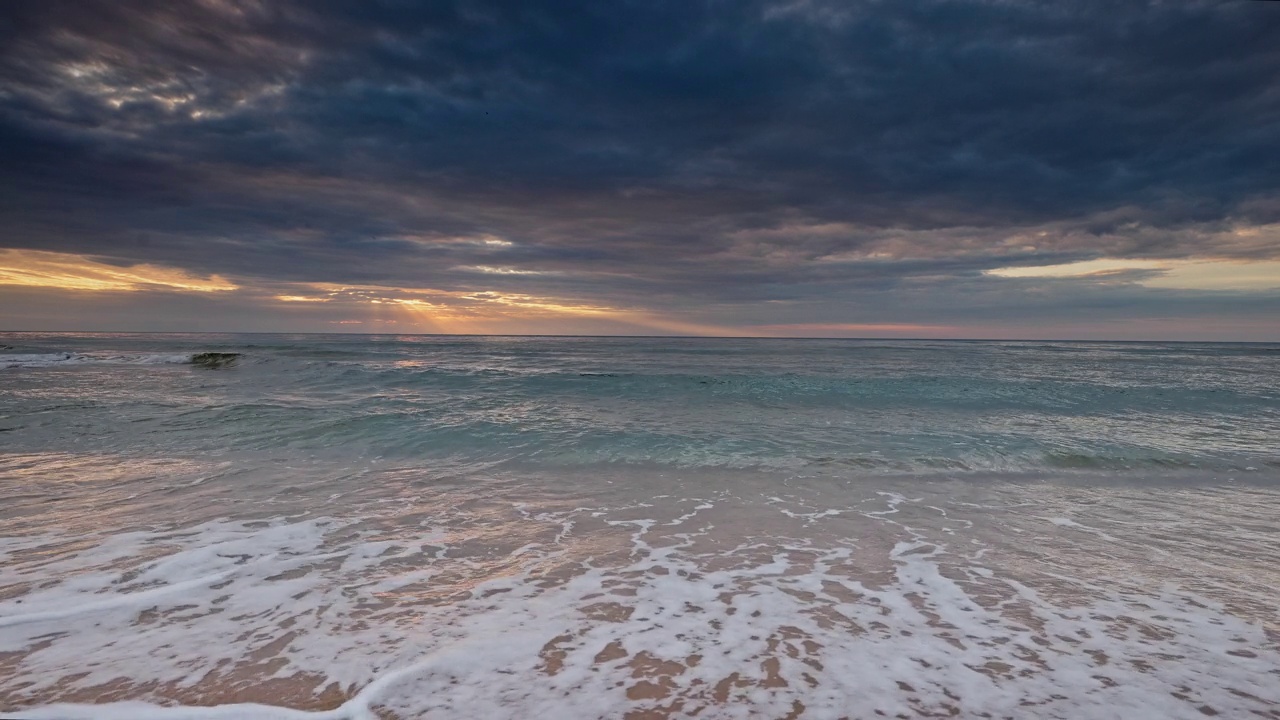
[0, 250, 238, 294]
[0, 1, 1277, 339]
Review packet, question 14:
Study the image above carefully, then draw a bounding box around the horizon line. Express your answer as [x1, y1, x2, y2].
[1, 329, 1277, 344]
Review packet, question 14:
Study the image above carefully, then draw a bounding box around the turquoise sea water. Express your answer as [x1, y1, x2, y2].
[1, 333, 1278, 719]
[3, 333, 1279, 475]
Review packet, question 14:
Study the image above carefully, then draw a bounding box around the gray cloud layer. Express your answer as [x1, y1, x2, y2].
[2, 0, 1279, 335]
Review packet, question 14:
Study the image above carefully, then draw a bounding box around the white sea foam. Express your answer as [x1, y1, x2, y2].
[3, 487, 1278, 719]
[2, 336, 1278, 717]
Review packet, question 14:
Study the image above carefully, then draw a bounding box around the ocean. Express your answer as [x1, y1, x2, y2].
[1, 333, 1278, 719]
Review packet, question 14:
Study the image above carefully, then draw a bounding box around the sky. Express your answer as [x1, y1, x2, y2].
[1, 0, 1279, 340]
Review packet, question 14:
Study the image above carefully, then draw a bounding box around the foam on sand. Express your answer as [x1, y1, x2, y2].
[3, 483, 1278, 719]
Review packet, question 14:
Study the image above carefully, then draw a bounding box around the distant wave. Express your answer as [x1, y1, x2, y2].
[1, 334, 1275, 478]
[1, 353, 210, 369]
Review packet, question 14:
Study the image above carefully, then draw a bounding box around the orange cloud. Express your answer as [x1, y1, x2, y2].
[0, 249, 238, 293]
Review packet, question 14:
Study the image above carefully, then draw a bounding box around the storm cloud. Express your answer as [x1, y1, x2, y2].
[1, 0, 1278, 337]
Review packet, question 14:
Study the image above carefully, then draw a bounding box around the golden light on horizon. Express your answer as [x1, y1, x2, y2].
[267, 281, 630, 334]
[0, 261, 969, 337]
[269, 281, 783, 336]
[21, 249, 1270, 339]
[0, 249, 239, 293]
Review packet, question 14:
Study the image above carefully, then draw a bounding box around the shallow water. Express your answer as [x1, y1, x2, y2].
[1, 334, 1278, 719]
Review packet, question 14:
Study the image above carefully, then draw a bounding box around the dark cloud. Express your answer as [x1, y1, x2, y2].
[1, 0, 1279, 334]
